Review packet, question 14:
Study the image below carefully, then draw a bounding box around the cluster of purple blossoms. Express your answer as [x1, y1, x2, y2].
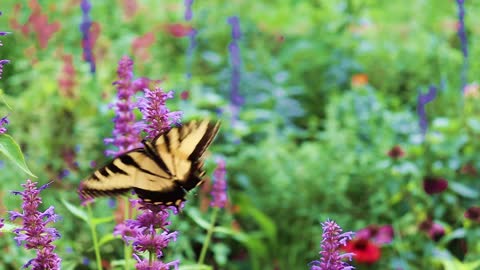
[417, 85, 437, 138]
[9, 180, 61, 269]
[137, 87, 183, 140]
[210, 158, 228, 209]
[79, 0, 96, 73]
[310, 219, 354, 270]
[0, 115, 8, 134]
[104, 56, 152, 157]
[114, 200, 180, 269]
[0, 11, 11, 80]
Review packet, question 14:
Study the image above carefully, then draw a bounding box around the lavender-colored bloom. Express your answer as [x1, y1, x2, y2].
[227, 16, 242, 40]
[210, 158, 228, 209]
[114, 200, 180, 268]
[184, 0, 194, 21]
[137, 87, 183, 140]
[0, 115, 9, 134]
[79, 0, 95, 73]
[185, 29, 198, 79]
[310, 220, 354, 270]
[456, 0, 468, 89]
[417, 86, 437, 137]
[227, 16, 244, 125]
[104, 56, 144, 157]
[0, 218, 4, 229]
[9, 180, 61, 269]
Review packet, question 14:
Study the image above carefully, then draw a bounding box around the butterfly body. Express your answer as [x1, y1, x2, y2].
[79, 120, 220, 207]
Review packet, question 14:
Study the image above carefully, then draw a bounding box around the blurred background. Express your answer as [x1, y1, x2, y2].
[0, 0, 480, 269]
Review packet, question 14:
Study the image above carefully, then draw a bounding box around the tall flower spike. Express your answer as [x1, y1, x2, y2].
[310, 219, 355, 270]
[104, 56, 144, 157]
[137, 87, 183, 140]
[210, 158, 228, 209]
[456, 0, 468, 89]
[9, 180, 62, 269]
[184, 0, 194, 21]
[227, 16, 243, 126]
[0, 11, 11, 80]
[79, 0, 96, 73]
[417, 86, 437, 138]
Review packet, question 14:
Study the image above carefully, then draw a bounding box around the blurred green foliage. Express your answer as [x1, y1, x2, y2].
[0, 0, 480, 269]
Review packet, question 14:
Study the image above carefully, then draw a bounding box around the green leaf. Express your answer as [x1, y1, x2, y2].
[98, 234, 117, 247]
[449, 181, 479, 199]
[0, 134, 36, 177]
[92, 216, 115, 226]
[185, 208, 211, 229]
[178, 264, 212, 270]
[62, 199, 88, 222]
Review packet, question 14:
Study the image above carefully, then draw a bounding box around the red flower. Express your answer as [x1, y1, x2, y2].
[180, 90, 189, 100]
[465, 206, 480, 222]
[419, 219, 445, 241]
[164, 23, 193, 38]
[344, 238, 381, 264]
[423, 176, 448, 195]
[387, 145, 405, 159]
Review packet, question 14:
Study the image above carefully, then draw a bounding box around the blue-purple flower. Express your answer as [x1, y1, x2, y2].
[184, 0, 194, 21]
[137, 87, 183, 140]
[114, 200, 180, 269]
[104, 56, 149, 157]
[227, 16, 243, 109]
[80, 0, 96, 73]
[456, 0, 468, 88]
[0, 11, 11, 80]
[417, 86, 437, 137]
[310, 219, 354, 270]
[9, 180, 62, 269]
[0, 115, 9, 134]
[210, 158, 228, 209]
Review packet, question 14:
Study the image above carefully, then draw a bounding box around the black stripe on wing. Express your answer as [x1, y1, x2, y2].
[188, 121, 220, 161]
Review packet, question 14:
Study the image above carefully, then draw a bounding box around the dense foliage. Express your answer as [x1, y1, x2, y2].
[1, 0, 480, 269]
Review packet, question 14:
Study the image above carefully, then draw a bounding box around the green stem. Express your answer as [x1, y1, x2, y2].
[124, 197, 132, 270]
[87, 204, 103, 270]
[198, 207, 219, 265]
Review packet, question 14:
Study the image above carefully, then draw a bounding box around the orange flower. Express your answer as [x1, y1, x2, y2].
[351, 73, 368, 87]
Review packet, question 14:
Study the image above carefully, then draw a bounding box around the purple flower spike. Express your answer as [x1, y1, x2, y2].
[184, 0, 194, 21]
[310, 219, 355, 270]
[138, 87, 183, 140]
[0, 11, 10, 79]
[210, 158, 228, 209]
[456, 0, 468, 88]
[417, 86, 437, 137]
[79, 0, 95, 73]
[104, 56, 144, 157]
[9, 180, 62, 269]
[227, 16, 242, 40]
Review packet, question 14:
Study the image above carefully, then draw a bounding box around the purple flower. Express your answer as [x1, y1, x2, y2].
[9, 180, 61, 269]
[0, 218, 4, 230]
[137, 87, 183, 140]
[227, 16, 243, 125]
[417, 86, 437, 137]
[464, 206, 480, 222]
[184, 0, 194, 21]
[310, 219, 355, 270]
[0, 115, 8, 134]
[104, 56, 145, 157]
[356, 224, 393, 245]
[80, 0, 95, 73]
[185, 29, 198, 79]
[0, 11, 11, 80]
[423, 176, 448, 195]
[114, 200, 180, 267]
[456, 0, 468, 88]
[210, 158, 228, 209]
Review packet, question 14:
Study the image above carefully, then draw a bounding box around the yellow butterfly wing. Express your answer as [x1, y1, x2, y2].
[79, 120, 220, 207]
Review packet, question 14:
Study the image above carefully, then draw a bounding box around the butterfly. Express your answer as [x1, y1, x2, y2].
[79, 120, 220, 208]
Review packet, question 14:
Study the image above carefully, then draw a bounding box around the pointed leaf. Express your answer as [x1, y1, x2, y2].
[62, 199, 88, 222]
[0, 134, 36, 177]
